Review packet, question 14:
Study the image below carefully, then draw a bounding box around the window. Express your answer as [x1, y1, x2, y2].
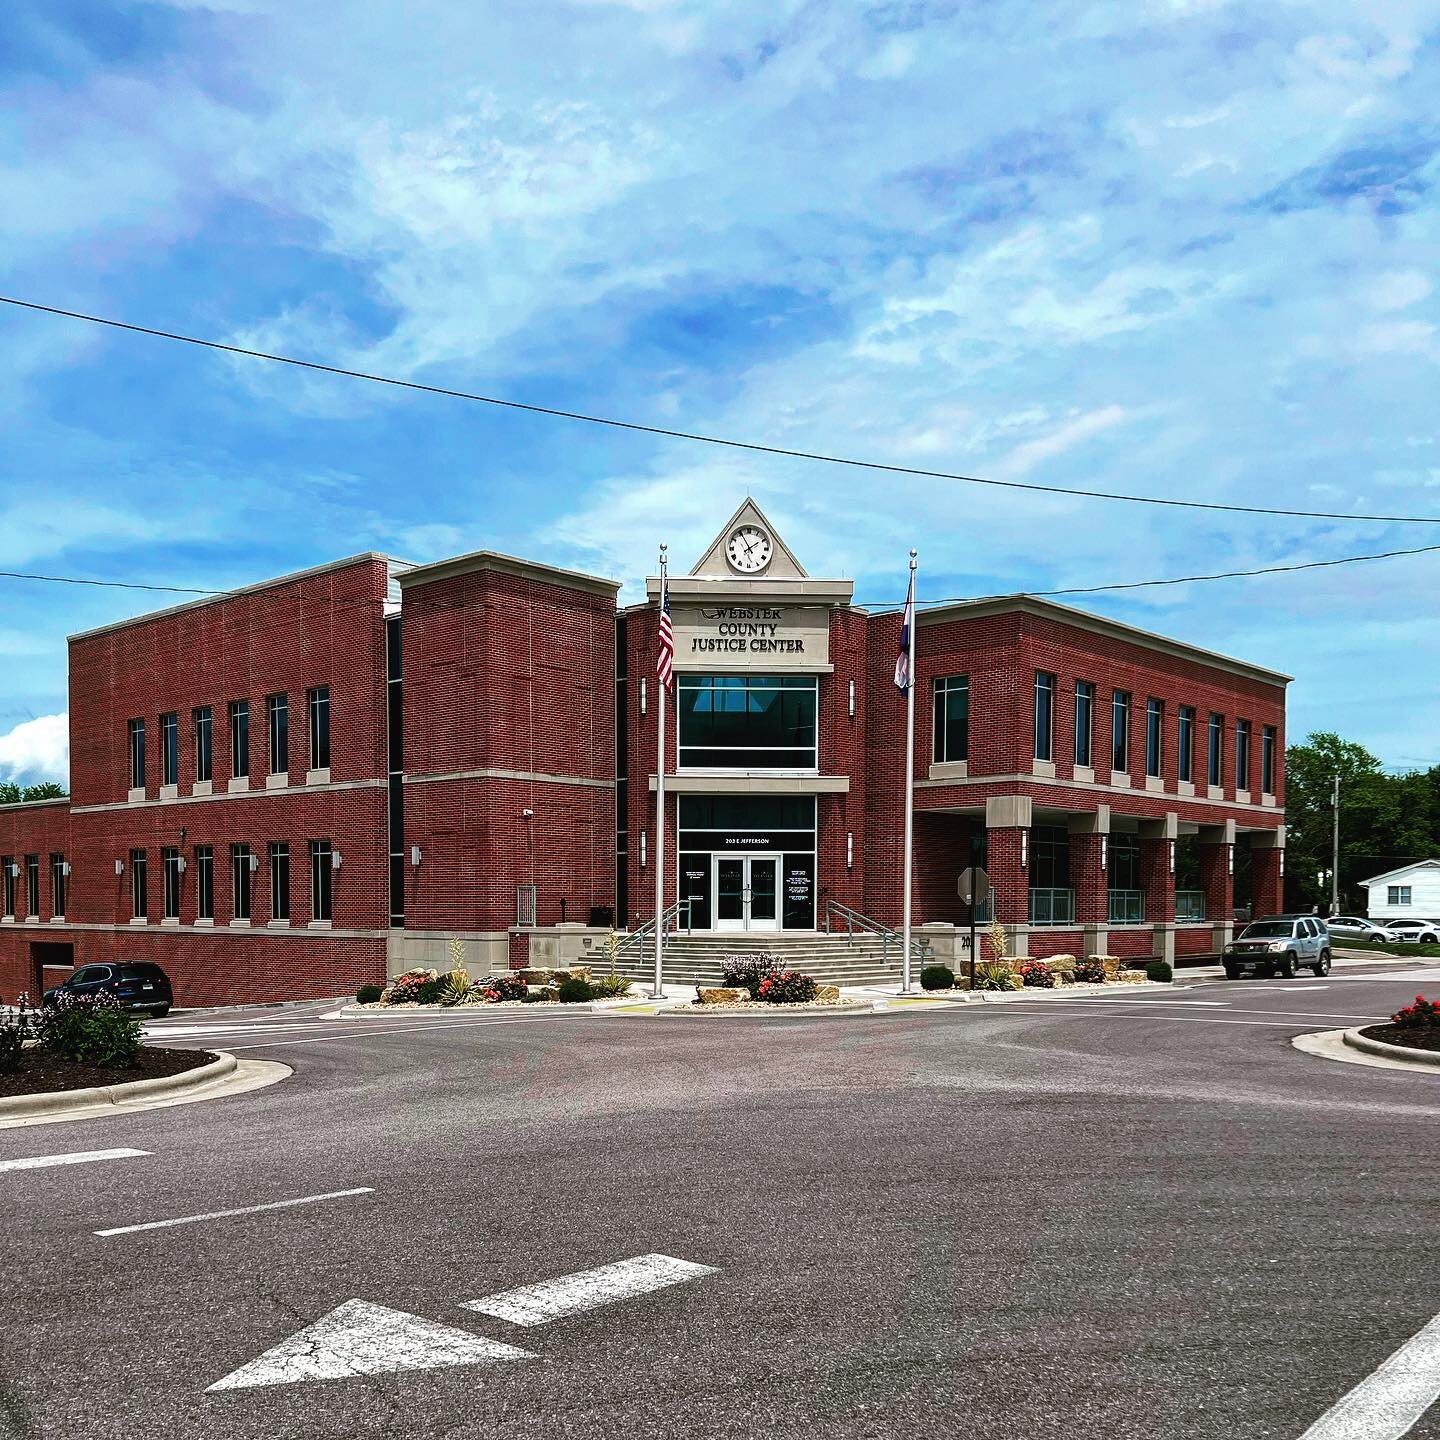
[1111, 691, 1131, 772]
[160, 711, 178, 787]
[1387, 885, 1412, 907]
[1146, 699, 1164, 778]
[231, 844, 252, 922]
[932, 675, 969, 764]
[24, 855, 40, 918]
[228, 700, 250, 780]
[307, 686, 330, 770]
[1235, 719, 1252, 790]
[1, 856, 14, 917]
[310, 840, 333, 923]
[269, 843, 290, 921]
[677, 675, 817, 770]
[1177, 706, 1195, 783]
[162, 847, 182, 920]
[1033, 672, 1055, 762]
[194, 706, 213, 783]
[1208, 712, 1224, 787]
[1261, 725, 1277, 794]
[1074, 681, 1094, 768]
[195, 845, 214, 921]
[128, 718, 146, 789]
[267, 694, 289, 775]
[50, 853, 66, 918]
[130, 849, 147, 919]
[386, 615, 405, 928]
[1031, 825, 1070, 887]
[1109, 834, 1141, 890]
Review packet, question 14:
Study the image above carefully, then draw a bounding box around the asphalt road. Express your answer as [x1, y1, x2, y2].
[2, 966, 1438, 1440]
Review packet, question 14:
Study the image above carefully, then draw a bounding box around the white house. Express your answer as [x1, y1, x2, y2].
[1361, 860, 1440, 920]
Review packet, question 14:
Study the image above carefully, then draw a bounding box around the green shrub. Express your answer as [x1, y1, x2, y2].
[920, 964, 954, 991]
[1145, 960, 1174, 983]
[0, 1020, 24, 1074]
[556, 977, 594, 1003]
[590, 974, 632, 999]
[1392, 995, 1438, 1027]
[356, 984, 383, 1004]
[757, 970, 817, 1004]
[972, 961, 1023, 992]
[721, 953, 778, 999]
[35, 994, 142, 1068]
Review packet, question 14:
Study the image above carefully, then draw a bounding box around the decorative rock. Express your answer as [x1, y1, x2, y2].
[696, 987, 745, 1006]
[815, 985, 841, 1003]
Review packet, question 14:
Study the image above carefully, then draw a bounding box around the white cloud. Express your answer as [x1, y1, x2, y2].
[1362, 270, 1432, 313]
[994, 406, 1130, 479]
[0, 714, 68, 788]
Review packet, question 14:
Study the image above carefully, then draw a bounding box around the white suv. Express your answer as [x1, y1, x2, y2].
[1223, 915, 1331, 979]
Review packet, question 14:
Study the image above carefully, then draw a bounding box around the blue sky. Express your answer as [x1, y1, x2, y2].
[2, 0, 1438, 785]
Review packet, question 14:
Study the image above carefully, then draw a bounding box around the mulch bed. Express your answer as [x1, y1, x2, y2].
[0, 1046, 216, 1099]
[1359, 1025, 1440, 1055]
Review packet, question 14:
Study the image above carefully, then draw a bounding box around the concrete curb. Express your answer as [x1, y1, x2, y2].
[0, 1051, 237, 1121]
[1342, 1027, 1440, 1068]
[333, 999, 639, 1019]
[1292, 1028, 1440, 1075]
[659, 1001, 874, 1019]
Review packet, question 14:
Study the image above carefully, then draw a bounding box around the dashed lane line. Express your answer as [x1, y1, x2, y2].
[0, 1147, 150, 1173]
[95, 1186, 374, 1236]
[221, 1013, 603, 1052]
[1298, 1311, 1440, 1439]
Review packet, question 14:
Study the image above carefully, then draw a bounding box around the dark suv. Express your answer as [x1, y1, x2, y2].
[44, 962, 173, 1016]
[1223, 915, 1331, 980]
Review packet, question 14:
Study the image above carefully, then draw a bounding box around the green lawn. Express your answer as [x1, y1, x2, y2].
[1335, 938, 1440, 959]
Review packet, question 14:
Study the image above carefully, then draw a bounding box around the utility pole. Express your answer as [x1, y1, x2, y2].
[1331, 773, 1340, 914]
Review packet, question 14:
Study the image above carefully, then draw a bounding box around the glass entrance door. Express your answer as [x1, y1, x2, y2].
[712, 855, 780, 932]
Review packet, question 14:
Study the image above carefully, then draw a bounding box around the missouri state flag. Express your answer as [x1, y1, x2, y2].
[894, 568, 915, 691]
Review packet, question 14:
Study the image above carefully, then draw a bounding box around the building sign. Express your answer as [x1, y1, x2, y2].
[672, 605, 830, 670]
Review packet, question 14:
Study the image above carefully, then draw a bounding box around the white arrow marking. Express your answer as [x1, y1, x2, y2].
[0, 1148, 150, 1173]
[207, 1300, 534, 1391]
[463, 1253, 717, 1327]
[1299, 1313, 1440, 1439]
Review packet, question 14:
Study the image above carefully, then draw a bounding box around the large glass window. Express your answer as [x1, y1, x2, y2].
[162, 847, 182, 920]
[228, 700, 249, 780]
[1177, 706, 1195, 783]
[1031, 825, 1069, 888]
[1208, 712, 1224, 787]
[676, 796, 816, 931]
[677, 675, 817, 770]
[1261, 725, 1277, 794]
[194, 706, 213, 783]
[1236, 719, 1252, 790]
[269, 842, 290, 921]
[1146, 699, 1164, 778]
[1, 856, 14, 917]
[231, 844, 252, 922]
[1109, 834, 1141, 889]
[308, 686, 330, 770]
[932, 675, 969, 764]
[1034, 672, 1055, 762]
[310, 840, 333, 922]
[267, 694, 289, 775]
[130, 849, 147, 919]
[195, 845, 214, 921]
[1074, 681, 1094, 767]
[1111, 691, 1131, 772]
[160, 712, 178, 786]
[24, 855, 39, 918]
[50, 854, 66, 918]
[128, 718, 146, 789]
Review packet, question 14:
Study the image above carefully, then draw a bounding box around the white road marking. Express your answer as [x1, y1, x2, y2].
[222, 1013, 600, 1052]
[96, 1186, 373, 1236]
[1298, 1312, 1440, 1439]
[465, 1253, 718, 1327]
[207, 1299, 533, 1391]
[0, 1147, 150, 1173]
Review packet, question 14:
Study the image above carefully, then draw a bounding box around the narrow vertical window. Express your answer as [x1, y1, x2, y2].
[160, 712, 178, 786]
[130, 849, 147, 919]
[195, 845, 214, 921]
[310, 840, 333, 923]
[1111, 691, 1130, 772]
[50, 853, 66, 918]
[267, 694, 289, 776]
[1177, 706, 1195, 783]
[1208, 712, 1224, 787]
[307, 686, 330, 771]
[932, 675, 969, 764]
[1, 856, 14, 917]
[1033, 672, 1055, 762]
[24, 855, 40, 917]
[269, 843, 290, 921]
[1146, 699, 1164, 778]
[1261, 725, 1277, 795]
[128, 718, 146, 790]
[194, 706, 213, 783]
[231, 844, 252, 921]
[229, 700, 250, 780]
[1236, 719, 1252, 791]
[162, 846, 182, 920]
[1073, 681, 1094, 768]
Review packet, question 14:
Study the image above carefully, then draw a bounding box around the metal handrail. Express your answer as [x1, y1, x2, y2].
[822, 899, 927, 962]
[611, 898, 693, 964]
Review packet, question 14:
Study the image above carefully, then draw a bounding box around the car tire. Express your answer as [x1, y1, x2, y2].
[1223, 962, 1240, 980]
[1275, 953, 1296, 979]
[1313, 951, 1331, 977]
[151, 1006, 171, 1018]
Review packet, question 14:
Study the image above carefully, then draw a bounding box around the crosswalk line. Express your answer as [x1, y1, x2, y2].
[0, 1148, 150, 1174]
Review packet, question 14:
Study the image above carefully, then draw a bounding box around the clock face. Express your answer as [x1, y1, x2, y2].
[725, 525, 773, 574]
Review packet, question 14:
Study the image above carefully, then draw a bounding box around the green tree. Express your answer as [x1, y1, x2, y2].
[0, 781, 68, 805]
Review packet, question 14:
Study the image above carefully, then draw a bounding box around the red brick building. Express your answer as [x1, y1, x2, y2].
[0, 503, 1286, 1006]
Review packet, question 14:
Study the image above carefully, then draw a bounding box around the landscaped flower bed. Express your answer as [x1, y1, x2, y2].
[0, 992, 213, 1100]
[1360, 995, 1440, 1054]
[359, 966, 631, 1008]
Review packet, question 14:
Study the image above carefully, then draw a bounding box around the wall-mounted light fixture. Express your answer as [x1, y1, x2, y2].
[1227, 843, 1234, 877]
[521, 808, 534, 819]
[1100, 835, 1109, 870]
[176, 856, 187, 873]
[248, 853, 260, 873]
[61, 861, 72, 877]
[410, 845, 422, 867]
[640, 830, 648, 868]
[1169, 839, 1176, 875]
[1020, 831, 1029, 869]
[848, 679, 855, 720]
[114, 859, 124, 877]
[846, 831, 854, 869]
[640, 678, 647, 716]
[331, 850, 342, 870]
[1278, 849, 1286, 878]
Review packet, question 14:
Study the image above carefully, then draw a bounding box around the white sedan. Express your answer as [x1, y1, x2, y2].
[1325, 915, 1394, 944]
[1381, 919, 1440, 944]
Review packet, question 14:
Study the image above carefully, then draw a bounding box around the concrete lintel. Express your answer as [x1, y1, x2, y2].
[1197, 819, 1237, 845]
[985, 795, 1033, 830]
[1138, 812, 1178, 841]
[647, 773, 849, 794]
[1067, 804, 1110, 836]
[1249, 825, 1287, 849]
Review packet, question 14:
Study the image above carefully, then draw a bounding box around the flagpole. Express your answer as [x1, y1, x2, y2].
[654, 543, 668, 1001]
[901, 548, 918, 994]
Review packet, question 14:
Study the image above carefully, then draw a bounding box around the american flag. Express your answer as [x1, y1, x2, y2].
[894, 567, 915, 691]
[657, 581, 674, 689]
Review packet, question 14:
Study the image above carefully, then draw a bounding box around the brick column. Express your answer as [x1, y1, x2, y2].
[984, 796, 1031, 959]
[1197, 820, 1235, 951]
[1250, 827, 1285, 916]
[1139, 812, 1177, 963]
[1068, 806, 1109, 958]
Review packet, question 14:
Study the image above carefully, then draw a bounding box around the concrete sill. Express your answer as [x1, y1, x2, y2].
[159, 785, 178, 800]
[1262, 793, 1277, 807]
[229, 919, 251, 928]
[1031, 759, 1056, 779]
[1110, 772, 1131, 788]
[1178, 780, 1195, 797]
[265, 773, 289, 790]
[1145, 776, 1164, 792]
[49, 916, 65, 924]
[128, 917, 147, 926]
[267, 920, 291, 929]
[306, 768, 331, 786]
[1073, 765, 1094, 783]
[194, 918, 214, 927]
[193, 780, 213, 797]
[927, 760, 968, 781]
[225, 777, 250, 793]
[308, 921, 332, 930]
[161, 918, 180, 927]
[24, 916, 39, 924]
[1206, 784, 1224, 800]
[0, 917, 11, 924]
[128, 788, 146, 804]
[1236, 789, 1252, 804]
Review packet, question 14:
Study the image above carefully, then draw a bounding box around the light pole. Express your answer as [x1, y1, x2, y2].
[1330, 773, 1340, 914]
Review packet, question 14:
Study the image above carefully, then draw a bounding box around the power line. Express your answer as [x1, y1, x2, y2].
[0, 570, 222, 595]
[5, 293, 1440, 527]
